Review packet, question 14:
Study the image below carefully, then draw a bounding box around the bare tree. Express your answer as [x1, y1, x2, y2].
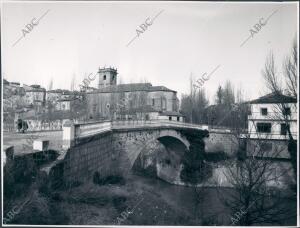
[262, 37, 297, 99]
[283, 37, 297, 98]
[262, 52, 283, 94]
[235, 84, 245, 104]
[215, 85, 223, 105]
[70, 73, 76, 91]
[216, 122, 296, 226]
[180, 73, 209, 124]
[222, 80, 235, 106]
[261, 39, 298, 177]
[47, 78, 53, 91]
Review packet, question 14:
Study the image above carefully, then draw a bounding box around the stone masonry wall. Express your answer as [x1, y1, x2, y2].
[63, 131, 117, 183]
[204, 131, 239, 155]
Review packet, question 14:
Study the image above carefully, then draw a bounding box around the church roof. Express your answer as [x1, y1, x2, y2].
[87, 83, 176, 94]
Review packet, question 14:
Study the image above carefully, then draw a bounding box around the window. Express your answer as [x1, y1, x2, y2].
[260, 142, 272, 152]
[280, 123, 290, 135]
[257, 123, 271, 133]
[93, 104, 97, 113]
[261, 108, 268, 116]
[152, 99, 155, 106]
[103, 75, 106, 80]
[162, 98, 166, 110]
[283, 107, 291, 116]
[169, 116, 172, 121]
[177, 117, 180, 121]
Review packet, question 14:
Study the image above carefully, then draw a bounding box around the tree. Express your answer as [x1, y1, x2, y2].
[262, 52, 282, 94]
[223, 80, 235, 107]
[207, 80, 243, 128]
[180, 74, 209, 124]
[215, 85, 223, 105]
[70, 73, 76, 91]
[236, 85, 245, 104]
[262, 37, 297, 99]
[47, 78, 53, 91]
[180, 94, 193, 123]
[216, 121, 296, 225]
[283, 37, 297, 98]
[261, 38, 298, 178]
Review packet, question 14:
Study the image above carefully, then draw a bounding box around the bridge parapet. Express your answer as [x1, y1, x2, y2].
[63, 120, 112, 149]
[75, 121, 112, 138]
[111, 119, 209, 131]
[63, 119, 223, 149]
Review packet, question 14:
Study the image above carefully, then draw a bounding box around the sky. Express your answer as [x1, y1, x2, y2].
[2, 1, 298, 103]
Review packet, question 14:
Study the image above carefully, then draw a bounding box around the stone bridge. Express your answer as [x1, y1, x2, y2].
[60, 120, 217, 183]
[56, 119, 241, 187]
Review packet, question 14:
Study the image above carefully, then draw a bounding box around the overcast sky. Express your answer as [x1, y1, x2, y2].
[2, 1, 298, 103]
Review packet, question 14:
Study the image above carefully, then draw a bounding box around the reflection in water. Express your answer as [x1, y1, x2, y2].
[127, 171, 231, 225]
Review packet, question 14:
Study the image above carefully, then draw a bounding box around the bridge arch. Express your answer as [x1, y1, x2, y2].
[157, 129, 190, 149]
[114, 129, 190, 173]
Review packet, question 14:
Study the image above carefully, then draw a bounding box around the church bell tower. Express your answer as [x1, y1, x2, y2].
[98, 67, 118, 89]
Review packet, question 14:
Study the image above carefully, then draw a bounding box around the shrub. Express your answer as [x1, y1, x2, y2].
[93, 172, 125, 185]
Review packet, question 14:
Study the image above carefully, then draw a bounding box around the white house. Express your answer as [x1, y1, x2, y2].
[248, 93, 297, 140]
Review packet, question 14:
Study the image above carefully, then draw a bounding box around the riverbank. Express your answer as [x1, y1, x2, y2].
[5, 171, 296, 225]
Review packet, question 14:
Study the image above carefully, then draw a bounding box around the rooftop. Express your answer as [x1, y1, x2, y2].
[249, 92, 297, 104]
[88, 83, 176, 94]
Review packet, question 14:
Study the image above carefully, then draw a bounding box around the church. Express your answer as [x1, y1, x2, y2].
[86, 67, 184, 121]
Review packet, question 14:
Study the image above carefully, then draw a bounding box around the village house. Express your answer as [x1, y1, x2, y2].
[247, 92, 297, 159]
[46, 89, 84, 110]
[248, 92, 297, 140]
[23, 84, 46, 106]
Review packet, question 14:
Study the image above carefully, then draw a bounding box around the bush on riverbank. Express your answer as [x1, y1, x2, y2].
[93, 172, 126, 185]
[4, 155, 38, 200]
[204, 151, 230, 162]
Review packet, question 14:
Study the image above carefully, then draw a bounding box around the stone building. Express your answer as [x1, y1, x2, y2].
[86, 67, 182, 120]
